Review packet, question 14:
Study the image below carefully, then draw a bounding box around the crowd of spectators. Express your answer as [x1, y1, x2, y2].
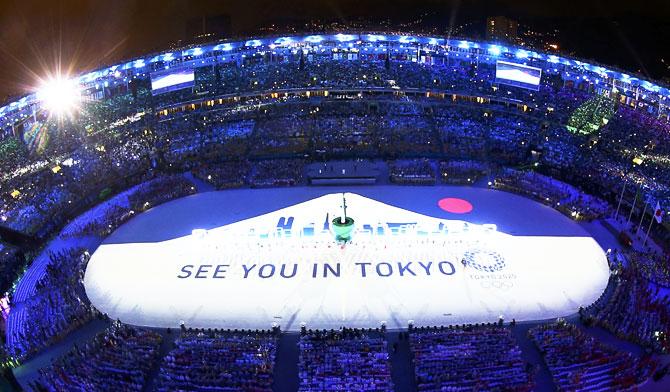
[1, 123, 155, 238]
[127, 175, 196, 212]
[529, 322, 656, 391]
[4, 175, 195, 361]
[298, 329, 393, 392]
[251, 159, 306, 187]
[7, 248, 94, 360]
[1, 77, 667, 241]
[439, 160, 489, 184]
[32, 322, 162, 391]
[583, 266, 670, 354]
[250, 115, 310, 157]
[63, 204, 134, 239]
[628, 250, 670, 287]
[410, 324, 534, 391]
[63, 176, 195, 238]
[494, 168, 610, 221]
[192, 160, 252, 189]
[389, 159, 436, 185]
[156, 330, 277, 391]
[0, 243, 24, 294]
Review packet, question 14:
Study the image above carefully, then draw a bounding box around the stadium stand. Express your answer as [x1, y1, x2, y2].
[298, 329, 393, 392]
[0, 32, 669, 391]
[529, 322, 656, 391]
[410, 325, 534, 391]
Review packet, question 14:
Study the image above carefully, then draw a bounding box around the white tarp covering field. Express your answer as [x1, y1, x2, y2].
[84, 190, 610, 330]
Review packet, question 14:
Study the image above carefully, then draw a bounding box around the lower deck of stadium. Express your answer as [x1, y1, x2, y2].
[7, 176, 669, 391]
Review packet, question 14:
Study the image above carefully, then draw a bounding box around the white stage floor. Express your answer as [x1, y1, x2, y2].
[84, 186, 610, 330]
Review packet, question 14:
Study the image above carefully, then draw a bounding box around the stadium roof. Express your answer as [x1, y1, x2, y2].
[1, 32, 668, 125]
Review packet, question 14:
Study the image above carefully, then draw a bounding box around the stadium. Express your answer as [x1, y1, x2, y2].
[0, 29, 669, 391]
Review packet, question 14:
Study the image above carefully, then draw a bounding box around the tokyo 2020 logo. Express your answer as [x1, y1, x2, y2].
[463, 249, 506, 273]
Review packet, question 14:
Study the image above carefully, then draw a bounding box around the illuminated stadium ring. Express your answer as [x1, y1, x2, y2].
[1, 33, 669, 129]
[463, 248, 506, 273]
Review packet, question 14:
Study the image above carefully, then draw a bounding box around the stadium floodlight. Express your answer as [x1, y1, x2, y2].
[37, 76, 81, 116]
[213, 43, 233, 51]
[335, 33, 356, 42]
[274, 37, 292, 45]
[366, 34, 386, 42]
[305, 35, 324, 43]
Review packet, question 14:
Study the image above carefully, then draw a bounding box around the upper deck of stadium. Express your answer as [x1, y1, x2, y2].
[1, 32, 669, 132]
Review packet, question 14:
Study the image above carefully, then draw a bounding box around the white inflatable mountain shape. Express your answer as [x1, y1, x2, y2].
[84, 192, 609, 330]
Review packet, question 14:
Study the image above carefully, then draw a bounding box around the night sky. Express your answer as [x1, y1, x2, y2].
[0, 0, 668, 103]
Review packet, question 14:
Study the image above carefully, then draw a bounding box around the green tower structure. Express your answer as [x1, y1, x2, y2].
[332, 193, 355, 241]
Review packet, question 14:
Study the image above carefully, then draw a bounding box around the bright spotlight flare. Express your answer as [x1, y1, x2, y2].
[36, 76, 82, 116]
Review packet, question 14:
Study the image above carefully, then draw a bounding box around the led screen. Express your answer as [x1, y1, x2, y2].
[495, 61, 542, 90]
[150, 68, 195, 95]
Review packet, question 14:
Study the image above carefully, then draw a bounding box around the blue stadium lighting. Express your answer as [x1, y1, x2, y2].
[488, 45, 502, 55]
[366, 34, 386, 42]
[79, 72, 97, 83]
[213, 43, 233, 51]
[274, 37, 292, 45]
[304, 35, 324, 43]
[335, 33, 356, 42]
[1, 32, 670, 126]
